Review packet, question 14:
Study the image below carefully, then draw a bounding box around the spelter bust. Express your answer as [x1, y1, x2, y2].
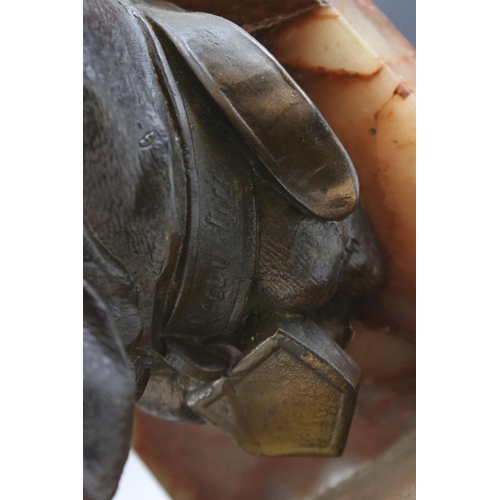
[83, 0, 384, 498]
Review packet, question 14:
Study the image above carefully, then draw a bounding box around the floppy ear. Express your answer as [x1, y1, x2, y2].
[140, 1, 359, 221]
[83, 284, 136, 500]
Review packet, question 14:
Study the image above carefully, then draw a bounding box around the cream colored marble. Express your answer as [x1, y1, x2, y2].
[330, 0, 416, 89]
[272, 9, 384, 75]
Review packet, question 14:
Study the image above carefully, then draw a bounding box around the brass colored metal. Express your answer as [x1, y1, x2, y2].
[188, 317, 360, 456]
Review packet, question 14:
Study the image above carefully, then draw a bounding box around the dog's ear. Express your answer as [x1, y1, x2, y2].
[83, 284, 136, 500]
[140, 1, 358, 221]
